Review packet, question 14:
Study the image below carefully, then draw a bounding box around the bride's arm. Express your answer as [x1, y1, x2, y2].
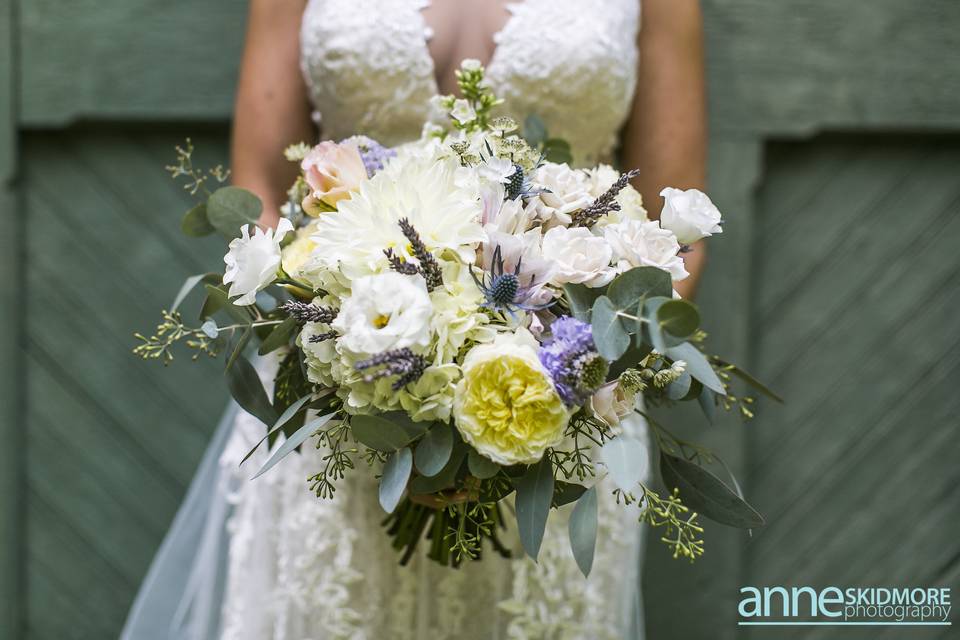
[231, 0, 314, 229]
[621, 0, 707, 299]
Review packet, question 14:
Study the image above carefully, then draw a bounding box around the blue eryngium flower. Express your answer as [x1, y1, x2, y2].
[539, 316, 609, 406]
[471, 243, 552, 318]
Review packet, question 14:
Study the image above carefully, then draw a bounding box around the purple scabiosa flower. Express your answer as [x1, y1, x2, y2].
[341, 135, 395, 177]
[538, 316, 610, 406]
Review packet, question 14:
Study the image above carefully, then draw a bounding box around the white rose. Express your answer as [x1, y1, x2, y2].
[222, 218, 293, 305]
[586, 164, 620, 197]
[659, 187, 723, 245]
[332, 272, 433, 355]
[530, 162, 594, 228]
[604, 219, 689, 281]
[541, 226, 615, 288]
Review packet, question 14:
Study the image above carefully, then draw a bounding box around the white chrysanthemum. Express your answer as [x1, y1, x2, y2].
[332, 272, 433, 356]
[309, 149, 484, 279]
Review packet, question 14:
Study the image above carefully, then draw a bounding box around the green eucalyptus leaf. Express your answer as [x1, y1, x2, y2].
[225, 325, 252, 371]
[515, 457, 555, 561]
[225, 354, 278, 427]
[600, 436, 649, 492]
[659, 452, 764, 529]
[591, 296, 630, 361]
[667, 370, 693, 400]
[252, 411, 336, 479]
[207, 186, 263, 238]
[523, 113, 548, 147]
[201, 284, 254, 324]
[379, 448, 413, 513]
[568, 486, 598, 577]
[543, 138, 573, 164]
[715, 359, 784, 403]
[608, 267, 673, 312]
[552, 481, 587, 507]
[467, 448, 501, 479]
[643, 296, 671, 352]
[351, 414, 418, 452]
[657, 299, 700, 341]
[171, 273, 219, 313]
[665, 342, 725, 395]
[200, 319, 219, 339]
[698, 386, 717, 425]
[240, 394, 314, 467]
[409, 440, 467, 495]
[258, 316, 298, 356]
[563, 283, 604, 322]
[181, 202, 214, 237]
[415, 423, 454, 477]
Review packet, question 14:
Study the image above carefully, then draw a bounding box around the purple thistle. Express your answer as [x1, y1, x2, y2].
[342, 135, 396, 177]
[538, 316, 609, 406]
[471, 244, 552, 318]
[355, 347, 428, 390]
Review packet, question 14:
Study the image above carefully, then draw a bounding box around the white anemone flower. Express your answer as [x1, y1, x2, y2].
[222, 218, 293, 305]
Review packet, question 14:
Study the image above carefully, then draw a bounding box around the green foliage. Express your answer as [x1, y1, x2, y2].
[414, 422, 454, 477]
[165, 138, 229, 197]
[600, 435, 649, 492]
[351, 414, 429, 452]
[257, 315, 297, 356]
[181, 203, 214, 236]
[253, 411, 337, 479]
[568, 486, 598, 577]
[379, 448, 413, 513]
[133, 309, 221, 365]
[590, 295, 630, 360]
[515, 457, 555, 560]
[206, 186, 263, 238]
[225, 353, 277, 426]
[562, 282, 603, 322]
[308, 420, 357, 499]
[467, 448, 500, 479]
[664, 342, 725, 395]
[659, 452, 764, 529]
[636, 485, 705, 561]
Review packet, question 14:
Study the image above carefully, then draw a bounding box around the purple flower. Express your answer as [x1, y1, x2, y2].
[538, 317, 609, 406]
[342, 135, 395, 177]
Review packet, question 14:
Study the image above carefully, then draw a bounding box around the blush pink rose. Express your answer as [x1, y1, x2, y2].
[300, 140, 367, 214]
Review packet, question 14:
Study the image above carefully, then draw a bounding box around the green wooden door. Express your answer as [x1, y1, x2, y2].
[2, 2, 959, 639]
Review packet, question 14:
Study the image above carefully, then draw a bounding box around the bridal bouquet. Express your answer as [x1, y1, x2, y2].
[136, 61, 778, 574]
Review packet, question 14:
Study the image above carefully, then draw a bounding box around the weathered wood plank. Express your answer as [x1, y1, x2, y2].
[0, 0, 20, 637]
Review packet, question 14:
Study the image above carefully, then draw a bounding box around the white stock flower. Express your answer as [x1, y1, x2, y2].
[530, 162, 594, 228]
[222, 218, 293, 305]
[659, 187, 723, 245]
[460, 58, 482, 72]
[332, 272, 433, 355]
[604, 219, 689, 281]
[541, 226, 615, 288]
[450, 99, 477, 125]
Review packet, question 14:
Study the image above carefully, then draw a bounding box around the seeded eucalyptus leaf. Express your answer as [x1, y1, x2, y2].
[657, 299, 701, 341]
[552, 481, 588, 507]
[409, 441, 467, 494]
[659, 452, 764, 529]
[516, 457, 555, 560]
[600, 436, 649, 492]
[591, 296, 630, 361]
[181, 202, 214, 237]
[467, 448, 501, 479]
[171, 273, 219, 313]
[258, 316, 297, 356]
[715, 359, 784, 403]
[226, 354, 278, 427]
[698, 386, 718, 425]
[252, 411, 336, 479]
[568, 486, 598, 577]
[608, 267, 673, 312]
[207, 186, 263, 238]
[200, 319, 219, 339]
[563, 283, 604, 322]
[643, 296, 670, 352]
[523, 113, 548, 147]
[240, 394, 314, 467]
[351, 415, 417, 452]
[665, 342, 725, 395]
[667, 370, 693, 400]
[379, 448, 413, 513]
[201, 284, 255, 324]
[415, 423, 454, 477]
[225, 326, 252, 371]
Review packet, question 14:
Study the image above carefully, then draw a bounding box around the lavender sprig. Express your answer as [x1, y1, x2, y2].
[571, 168, 640, 228]
[281, 300, 338, 324]
[383, 247, 420, 276]
[355, 347, 428, 390]
[308, 330, 338, 344]
[397, 218, 443, 291]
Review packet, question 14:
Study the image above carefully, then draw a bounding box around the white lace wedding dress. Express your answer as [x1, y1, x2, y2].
[123, 1, 649, 638]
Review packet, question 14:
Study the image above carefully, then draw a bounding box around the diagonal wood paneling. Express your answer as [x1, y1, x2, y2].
[743, 135, 960, 640]
[22, 128, 230, 640]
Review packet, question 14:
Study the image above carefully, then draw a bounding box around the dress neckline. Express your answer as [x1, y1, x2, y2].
[415, 0, 526, 96]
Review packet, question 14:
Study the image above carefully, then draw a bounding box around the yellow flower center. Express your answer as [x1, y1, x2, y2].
[372, 314, 391, 329]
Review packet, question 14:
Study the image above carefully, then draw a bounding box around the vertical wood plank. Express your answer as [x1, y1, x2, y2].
[0, 0, 21, 636]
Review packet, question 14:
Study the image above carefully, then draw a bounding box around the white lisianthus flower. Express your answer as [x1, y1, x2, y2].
[541, 226, 616, 288]
[604, 219, 689, 281]
[310, 148, 484, 278]
[222, 218, 293, 305]
[450, 99, 477, 125]
[333, 272, 433, 355]
[530, 162, 594, 228]
[659, 187, 723, 245]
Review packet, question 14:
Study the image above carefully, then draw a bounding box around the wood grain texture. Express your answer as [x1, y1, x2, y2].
[0, 0, 21, 637]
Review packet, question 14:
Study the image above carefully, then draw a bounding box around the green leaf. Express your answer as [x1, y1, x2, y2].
[665, 342, 725, 395]
[643, 296, 671, 353]
[667, 370, 693, 400]
[201, 284, 254, 325]
[515, 457, 555, 561]
[239, 393, 314, 467]
[252, 411, 336, 479]
[414, 423, 454, 477]
[379, 448, 413, 513]
[180, 202, 214, 237]
[591, 296, 630, 361]
[657, 299, 700, 341]
[258, 316, 297, 356]
[552, 481, 587, 507]
[659, 452, 765, 529]
[171, 273, 218, 313]
[225, 354, 277, 426]
[351, 414, 428, 452]
[542, 137, 572, 164]
[563, 283, 603, 322]
[409, 440, 467, 495]
[607, 267, 673, 312]
[225, 325, 252, 371]
[600, 436, 649, 492]
[698, 386, 717, 425]
[206, 186, 263, 238]
[467, 448, 501, 479]
[568, 486, 598, 577]
[523, 113, 547, 147]
[715, 359, 784, 403]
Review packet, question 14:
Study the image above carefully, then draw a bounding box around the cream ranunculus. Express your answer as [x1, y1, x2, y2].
[659, 187, 723, 245]
[222, 218, 293, 306]
[541, 226, 616, 288]
[301, 140, 369, 214]
[453, 329, 569, 465]
[332, 272, 433, 355]
[604, 219, 689, 282]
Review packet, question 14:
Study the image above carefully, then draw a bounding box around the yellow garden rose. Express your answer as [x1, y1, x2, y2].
[453, 329, 569, 465]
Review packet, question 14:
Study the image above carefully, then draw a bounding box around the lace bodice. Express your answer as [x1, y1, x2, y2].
[301, 0, 640, 166]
